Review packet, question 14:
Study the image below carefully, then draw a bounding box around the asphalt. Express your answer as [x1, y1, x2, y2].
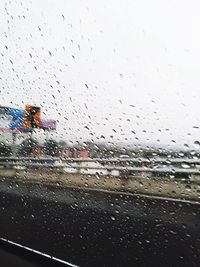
[0, 179, 200, 266]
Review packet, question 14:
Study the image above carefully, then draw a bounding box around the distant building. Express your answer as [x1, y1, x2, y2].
[79, 150, 89, 158]
[31, 146, 44, 157]
[59, 148, 72, 158]
[59, 146, 89, 158]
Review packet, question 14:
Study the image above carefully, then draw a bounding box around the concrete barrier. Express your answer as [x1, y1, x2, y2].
[0, 168, 194, 201]
[0, 168, 17, 177]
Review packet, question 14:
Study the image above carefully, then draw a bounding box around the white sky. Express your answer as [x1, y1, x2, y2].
[1, 0, 200, 149]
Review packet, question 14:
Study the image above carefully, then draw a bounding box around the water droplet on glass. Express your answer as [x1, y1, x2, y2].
[181, 163, 190, 169]
[194, 141, 200, 150]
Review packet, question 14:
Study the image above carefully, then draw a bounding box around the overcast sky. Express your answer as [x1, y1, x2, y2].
[1, 0, 200, 149]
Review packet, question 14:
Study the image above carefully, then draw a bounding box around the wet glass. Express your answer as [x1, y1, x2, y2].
[0, 0, 200, 266]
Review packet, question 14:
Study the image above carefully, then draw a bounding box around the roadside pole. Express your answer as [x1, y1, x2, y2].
[12, 131, 17, 157]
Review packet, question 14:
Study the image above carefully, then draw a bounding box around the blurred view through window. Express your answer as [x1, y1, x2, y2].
[0, 1, 200, 266]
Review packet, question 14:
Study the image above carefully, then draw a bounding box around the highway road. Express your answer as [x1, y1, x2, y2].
[0, 178, 200, 266]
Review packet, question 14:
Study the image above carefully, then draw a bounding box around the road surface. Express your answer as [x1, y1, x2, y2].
[0, 178, 199, 266]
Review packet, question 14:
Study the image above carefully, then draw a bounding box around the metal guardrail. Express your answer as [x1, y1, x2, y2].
[0, 156, 200, 163]
[0, 156, 197, 163]
[0, 157, 200, 176]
